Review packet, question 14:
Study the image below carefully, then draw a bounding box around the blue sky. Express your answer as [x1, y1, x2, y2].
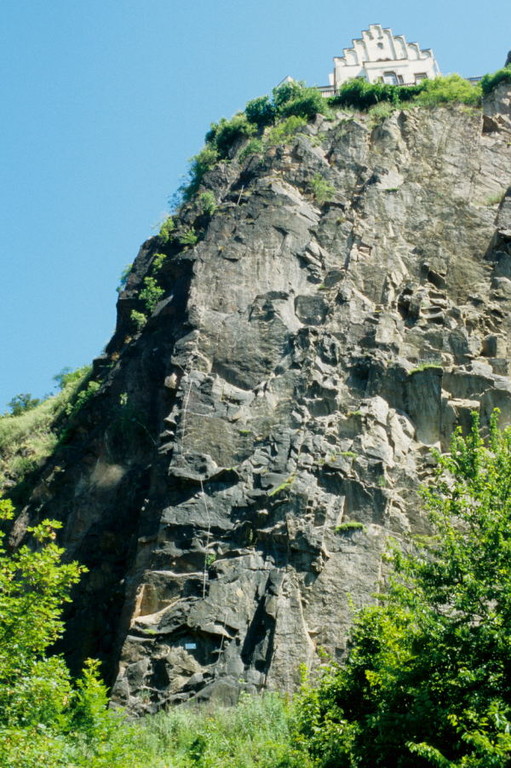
[1, 0, 509, 411]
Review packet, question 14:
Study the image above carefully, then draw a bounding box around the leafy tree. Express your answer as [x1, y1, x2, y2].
[481, 66, 511, 96]
[295, 412, 511, 767]
[245, 95, 277, 127]
[6, 394, 41, 417]
[272, 80, 308, 110]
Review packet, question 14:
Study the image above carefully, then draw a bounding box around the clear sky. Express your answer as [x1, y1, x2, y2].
[1, 0, 510, 411]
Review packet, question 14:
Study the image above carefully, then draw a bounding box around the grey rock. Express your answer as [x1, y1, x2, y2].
[12, 87, 511, 712]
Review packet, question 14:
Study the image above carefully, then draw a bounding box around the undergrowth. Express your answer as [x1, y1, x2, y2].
[0, 367, 93, 492]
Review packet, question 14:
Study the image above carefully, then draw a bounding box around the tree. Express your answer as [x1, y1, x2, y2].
[295, 412, 511, 767]
[6, 394, 41, 417]
[0, 499, 146, 767]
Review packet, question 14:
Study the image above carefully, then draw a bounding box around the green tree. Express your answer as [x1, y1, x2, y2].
[6, 394, 41, 417]
[245, 95, 277, 127]
[295, 412, 511, 767]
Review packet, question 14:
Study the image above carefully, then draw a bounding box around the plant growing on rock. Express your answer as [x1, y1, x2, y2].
[139, 276, 164, 313]
[481, 65, 511, 95]
[198, 190, 217, 216]
[130, 309, 147, 331]
[267, 115, 307, 145]
[159, 216, 175, 243]
[309, 174, 336, 204]
[178, 227, 199, 246]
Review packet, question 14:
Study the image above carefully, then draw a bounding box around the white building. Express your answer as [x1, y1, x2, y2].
[328, 24, 441, 91]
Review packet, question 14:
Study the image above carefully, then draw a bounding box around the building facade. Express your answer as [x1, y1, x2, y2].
[329, 24, 441, 90]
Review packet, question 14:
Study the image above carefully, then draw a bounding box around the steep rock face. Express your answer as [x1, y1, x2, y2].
[15, 87, 511, 711]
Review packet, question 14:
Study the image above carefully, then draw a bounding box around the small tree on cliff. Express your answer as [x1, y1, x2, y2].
[295, 412, 511, 767]
[0, 500, 143, 767]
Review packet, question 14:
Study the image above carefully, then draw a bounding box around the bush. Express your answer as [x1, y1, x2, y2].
[272, 80, 308, 110]
[309, 174, 336, 204]
[279, 89, 328, 121]
[158, 216, 175, 243]
[207, 113, 256, 159]
[6, 394, 41, 417]
[295, 412, 511, 768]
[198, 190, 217, 216]
[330, 78, 421, 110]
[130, 310, 147, 331]
[413, 73, 481, 106]
[183, 145, 220, 201]
[245, 95, 277, 127]
[65, 380, 100, 417]
[481, 65, 511, 95]
[178, 227, 199, 246]
[267, 116, 307, 145]
[329, 75, 481, 111]
[139, 276, 164, 313]
[239, 137, 265, 162]
[0, 499, 160, 768]
[151, 252, 167, 273]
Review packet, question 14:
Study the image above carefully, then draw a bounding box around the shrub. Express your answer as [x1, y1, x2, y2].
[238, 137, 265, 162]
[309, 174, 336, 204]
[368, 101, 398, 121]
[66, 380, 100, 418]
[330, 78, 406, 109]
[6, 394, 41, 417]
[183, 145, 220, 201]
[139, 276, 164, 313]
[266, 115, 307, 145]
[413, 73, 482, 106]
[481, 65, 511, 95]
[272, 80, 308, 110]
[245, 95, 277, 127]
[130, 310, 147, 331]
[198, 190, 217, 216]
[159, 216, 175, 243]
[207, 113, 256, 159]
[279, 88, 328, 121]
[151, 252, 167, 272]
[178, 228, 199, 246]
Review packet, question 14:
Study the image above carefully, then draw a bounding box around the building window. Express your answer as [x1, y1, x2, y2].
[415, 73, 428, 83]
[383, 71, 398, 85]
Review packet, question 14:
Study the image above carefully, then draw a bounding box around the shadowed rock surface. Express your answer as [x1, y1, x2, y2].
[11, 85, 511, 712]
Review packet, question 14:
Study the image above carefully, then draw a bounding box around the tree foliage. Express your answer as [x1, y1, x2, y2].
[5, 394, 42, 417]
[481, 66, 511, 96]
[295, 412, 511, 767]
[0, 498, 149, 767]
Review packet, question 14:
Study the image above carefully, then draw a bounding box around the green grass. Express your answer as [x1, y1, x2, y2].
[335, 521, 366, 533]
[408, 361, 443, 375]
[0, 367, 91, 491]
[135, 692, 305, 768]
[15, 692, 305, 768]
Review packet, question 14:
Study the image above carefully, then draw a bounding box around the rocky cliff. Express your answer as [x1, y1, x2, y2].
[12, 84, 511, 712]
